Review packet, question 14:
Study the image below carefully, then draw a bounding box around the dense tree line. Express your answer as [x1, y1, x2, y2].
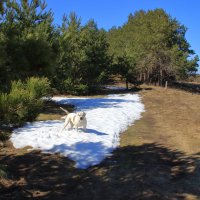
[107, 9, 199, 88]
[0, 0, 111, 94]
[0, 1, 199, 94]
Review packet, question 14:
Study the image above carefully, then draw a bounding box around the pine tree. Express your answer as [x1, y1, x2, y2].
[107, 9, 199, 86]
[0, 0, 56, 91]
[54, 13, 111, 94]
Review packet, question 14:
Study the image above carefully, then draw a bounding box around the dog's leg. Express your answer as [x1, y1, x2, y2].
[83, 121, 87, 132]
[68, 121, 73, 130]
[82, 124, 86, 132]
[61, 119, 70, 132]
[73, 125, 78, 132]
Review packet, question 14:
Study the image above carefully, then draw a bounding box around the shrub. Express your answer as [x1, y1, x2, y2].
[0, 130, 10, 142]
[0, 77, 51, 127]
[0, 165, 7, 179]
[26, 77, 51, 99]
[61, 79, 89, 95]
[74, 84, 89, 95]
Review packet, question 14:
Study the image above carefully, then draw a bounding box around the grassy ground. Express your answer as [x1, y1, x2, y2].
[122, 86, 200, 154]
[1, 86, 200, 200]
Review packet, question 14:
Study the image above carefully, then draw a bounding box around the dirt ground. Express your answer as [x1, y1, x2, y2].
[1, 86, 200, 200]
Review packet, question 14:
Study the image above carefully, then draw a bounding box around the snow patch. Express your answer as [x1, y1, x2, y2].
[11, 93, 144, 169]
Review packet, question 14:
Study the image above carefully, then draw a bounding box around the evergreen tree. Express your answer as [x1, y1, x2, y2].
[79, 20, 110, 90]
[0, 0, 56, 91]
[107, 9, 199, 86]
[54, 13, 110, 94]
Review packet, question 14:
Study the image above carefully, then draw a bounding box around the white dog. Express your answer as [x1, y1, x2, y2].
[60, 107, 87, 132]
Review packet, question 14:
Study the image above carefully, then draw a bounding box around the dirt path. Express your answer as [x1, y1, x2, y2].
[1, 86, 200, 200]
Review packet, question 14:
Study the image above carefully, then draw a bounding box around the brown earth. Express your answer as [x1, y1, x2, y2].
[1, 86, 200, 200]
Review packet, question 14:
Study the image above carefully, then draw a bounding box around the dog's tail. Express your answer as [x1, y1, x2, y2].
[60, 107, 69, 114]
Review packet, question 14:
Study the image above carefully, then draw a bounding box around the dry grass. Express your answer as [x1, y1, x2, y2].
[1, 86, 200, 200]
[36, 100, 74, 121]
[121, 86, 200, 154]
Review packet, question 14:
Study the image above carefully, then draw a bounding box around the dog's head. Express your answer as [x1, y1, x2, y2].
[77, 111, 86, 120]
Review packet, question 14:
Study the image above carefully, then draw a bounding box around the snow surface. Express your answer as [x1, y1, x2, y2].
[104, 85, 126, 90]
[11, 93, 144, 169]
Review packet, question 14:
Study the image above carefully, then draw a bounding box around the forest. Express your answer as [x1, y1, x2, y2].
[0, 0, 199, 127]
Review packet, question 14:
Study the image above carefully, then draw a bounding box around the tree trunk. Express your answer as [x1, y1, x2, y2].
[160, 69, 163, 86]
[144, 73, 146, 83]
[139, 73, 141, 82]
[165, 81, 168, 89]
[126, 79, 129, 90]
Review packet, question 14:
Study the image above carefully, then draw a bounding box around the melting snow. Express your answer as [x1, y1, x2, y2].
[11, 93, 144, 169]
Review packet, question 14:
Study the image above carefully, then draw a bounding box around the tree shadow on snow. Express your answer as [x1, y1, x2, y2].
[56, 97, 137, 111]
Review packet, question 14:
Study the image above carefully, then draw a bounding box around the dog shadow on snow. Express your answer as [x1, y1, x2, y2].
[84, 128, 108, 136]
[62, 127, 108, 136]
[61, 128, 108, 136]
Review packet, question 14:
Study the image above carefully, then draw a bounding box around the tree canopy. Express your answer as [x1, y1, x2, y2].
[0, 0, 57, 91]
[0, 1, 199, 93]
[53, 13, 110, 94]
[107, 9, 199, 87]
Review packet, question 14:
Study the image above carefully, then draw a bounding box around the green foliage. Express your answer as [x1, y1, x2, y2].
[0, 1, 199, 95]
[61, 78, 88, 95]
[0, 0, 57, 91]
[0, 165, 7, 179]
[0, 77, 51, 127]
[107, 9, 199, 86]
[0, 130, 10, 141]
[69, 84, 89, 96]
[53, 14, 111, 94]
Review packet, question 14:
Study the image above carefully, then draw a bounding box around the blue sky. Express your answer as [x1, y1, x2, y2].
[46, 0, 200, 72]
